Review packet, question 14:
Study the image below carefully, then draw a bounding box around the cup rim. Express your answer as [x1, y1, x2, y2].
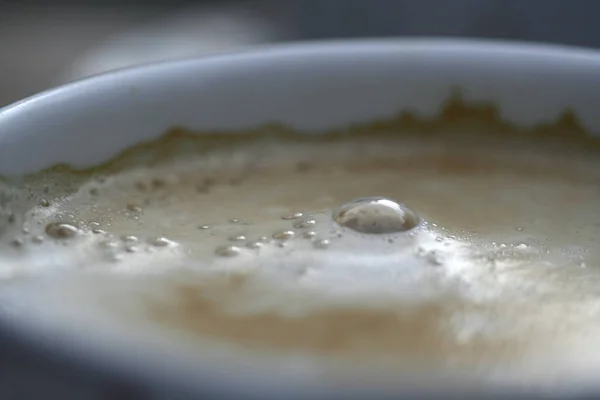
[3, 36, 600, 176]
[3, 36, 600, 116]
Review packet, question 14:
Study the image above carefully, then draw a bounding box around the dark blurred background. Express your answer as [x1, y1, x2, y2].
[0, 0, 599, 106]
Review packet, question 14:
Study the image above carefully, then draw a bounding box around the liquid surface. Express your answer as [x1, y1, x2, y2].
[1, 131, 600, 389]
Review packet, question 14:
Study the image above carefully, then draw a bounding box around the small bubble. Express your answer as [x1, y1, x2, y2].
[333, 197, 419, 234]
[99, 240, 118, 249]
[21, 227, 29, 234]
[229, 235, 247, 242]
[11, 238, 23, 247]
[293, 219, 317, 229]
[313, 239, 330, 249]
[31, 235, 44, 244]
[215, 245, 241, 257]
[258, 236, 271, 243]
[199, 225, 211, 230]
[45, 222, 79, 239]
[149, 237, 176, 247]
[282, 212, 303, 220]
[435, 236, 443, 242]
[273, 231, 295, 241]
[92, 229, 106, 235]
[121, 235, 139, 243]
[246, 241, 263, 249]
[499, 243, 507, 249]
[89, 188, 99, 196]
[302, 231, 317, 239]
[126, 204, 142, 212]
[89, 221, 101, 228]
[230, 218, 240, 224]
[39, 199, 51, 207]
[516, 227, 524, 232]
[125, 245, 137, 253]
[581, 262, 587, 268]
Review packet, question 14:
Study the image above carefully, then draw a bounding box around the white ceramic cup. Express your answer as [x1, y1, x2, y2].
[1, 39, 600, 399]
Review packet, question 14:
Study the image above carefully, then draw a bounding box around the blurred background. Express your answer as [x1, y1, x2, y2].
[0, 0, 599, 107]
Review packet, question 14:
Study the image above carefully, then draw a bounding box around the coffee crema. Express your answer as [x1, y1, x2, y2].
[1, 113, 600, 389]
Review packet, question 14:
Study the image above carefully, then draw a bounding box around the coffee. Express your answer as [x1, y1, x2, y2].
[2, 127, 600, 388]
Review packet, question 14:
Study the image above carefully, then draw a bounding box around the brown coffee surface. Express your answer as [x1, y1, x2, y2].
[1, 129, 600, 387]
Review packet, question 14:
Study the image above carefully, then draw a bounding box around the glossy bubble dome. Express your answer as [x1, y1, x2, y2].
[333, 197, 420, 234]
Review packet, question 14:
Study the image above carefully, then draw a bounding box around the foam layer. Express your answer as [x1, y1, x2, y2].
[1, 132, 600, 388]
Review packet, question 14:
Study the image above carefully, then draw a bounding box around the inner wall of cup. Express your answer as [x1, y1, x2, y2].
[0, 40, 600, 176]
